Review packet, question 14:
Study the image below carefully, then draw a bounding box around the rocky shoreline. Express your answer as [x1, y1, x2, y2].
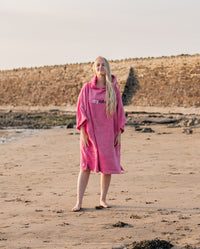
[0, 109, 76, 129]
[0, 109, 200, 130]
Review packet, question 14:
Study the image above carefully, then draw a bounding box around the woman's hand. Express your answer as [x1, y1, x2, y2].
[114, 130, 121, 147]
[80, 126, 89, 147]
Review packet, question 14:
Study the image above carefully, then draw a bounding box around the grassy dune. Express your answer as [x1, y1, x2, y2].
[0, 54, 199, 107]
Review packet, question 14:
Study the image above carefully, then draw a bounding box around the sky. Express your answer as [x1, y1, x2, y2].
[0, 0, 200, 70]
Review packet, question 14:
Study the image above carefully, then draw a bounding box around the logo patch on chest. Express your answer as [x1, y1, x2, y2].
[92, 99, 106, 104]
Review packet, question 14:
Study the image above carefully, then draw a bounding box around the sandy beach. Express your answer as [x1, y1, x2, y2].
[0, 124, 200, 249]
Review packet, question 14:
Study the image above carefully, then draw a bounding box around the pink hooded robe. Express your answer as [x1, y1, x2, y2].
[77, 75, 127, 174]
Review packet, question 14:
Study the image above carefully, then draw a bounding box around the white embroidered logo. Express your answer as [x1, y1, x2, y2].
[92, 99, 99, 104]
[92, 99, 106, 104]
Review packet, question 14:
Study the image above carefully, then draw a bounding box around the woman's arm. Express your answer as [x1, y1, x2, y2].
[115, 86, 127, 134]
[114, 129, 122, 147]
[80, 126, 89, 147]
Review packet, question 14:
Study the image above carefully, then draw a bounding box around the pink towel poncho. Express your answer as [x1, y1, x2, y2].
[77, 75, 127, 174]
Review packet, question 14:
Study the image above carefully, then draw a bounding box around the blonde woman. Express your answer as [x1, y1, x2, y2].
[72, 56, 127, 212]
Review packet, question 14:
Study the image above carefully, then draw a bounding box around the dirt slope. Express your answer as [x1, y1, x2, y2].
[0, 54, 199, 107]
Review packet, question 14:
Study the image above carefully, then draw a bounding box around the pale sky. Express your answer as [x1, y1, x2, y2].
[1, 0, 199, 70]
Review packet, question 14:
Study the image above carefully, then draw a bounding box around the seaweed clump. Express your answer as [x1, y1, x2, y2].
[127, 239, 173, 249]
[112, 221, 130, 227]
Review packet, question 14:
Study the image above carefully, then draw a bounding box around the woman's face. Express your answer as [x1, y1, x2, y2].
[94, 58, 106, 77]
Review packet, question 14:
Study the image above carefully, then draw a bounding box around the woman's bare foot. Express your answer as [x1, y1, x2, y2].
[100, 200, 111, 208]
[72, 203, 82, 212]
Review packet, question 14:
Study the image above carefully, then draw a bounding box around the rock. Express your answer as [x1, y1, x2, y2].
[155, 118, 180, 124]
[127, 239, 173, 249]
[189, 119, 195, 126]
[0, 111, 76, 129]
[66, 122, 74, 128]
[142, 128, 155, 133]
[127, 121, 139, 126]
[130, 214, 142, 219]
[183, 128, 193, 134]
[112, 221, 130, 227]
[184, 245, 197, 249]
[178, 119, 186, 127]
[134, 126, 155, 133]
[49, 109, 60, 112]
[122, 67, 140, 106]
[135, 126, 143, 131]
[188, 118, 199, 126]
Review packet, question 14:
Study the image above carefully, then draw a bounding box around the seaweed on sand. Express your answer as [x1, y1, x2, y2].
[123, 239, 173, 249]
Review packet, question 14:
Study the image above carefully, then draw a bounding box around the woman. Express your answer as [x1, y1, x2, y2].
[72, 56, 127, 212]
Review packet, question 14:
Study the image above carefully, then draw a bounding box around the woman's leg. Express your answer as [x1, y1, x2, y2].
[100, 174, 111, 208]
[72, 169, 90, 211]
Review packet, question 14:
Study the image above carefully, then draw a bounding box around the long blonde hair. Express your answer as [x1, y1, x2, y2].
[93, 56, 117, 117]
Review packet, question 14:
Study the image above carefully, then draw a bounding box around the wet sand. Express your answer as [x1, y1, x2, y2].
[0, 129, 39, 144]
[0, 125, 200, 249]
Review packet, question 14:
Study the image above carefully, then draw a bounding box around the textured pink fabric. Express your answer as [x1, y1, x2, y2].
[77, 75, 127, 174]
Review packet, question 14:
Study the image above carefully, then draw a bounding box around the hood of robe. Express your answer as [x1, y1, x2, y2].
[90, 75, 118, 89]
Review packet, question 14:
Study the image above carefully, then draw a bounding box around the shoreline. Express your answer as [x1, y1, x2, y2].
[0, 129, 41, 145]
[1, 105, 200, 115]
[0, 105, 199, 146]
[0, 105, 200, 130]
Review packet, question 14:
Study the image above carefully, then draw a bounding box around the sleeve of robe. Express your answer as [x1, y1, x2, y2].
[76, 84, 88, 131]
[115, 86, 127, 133]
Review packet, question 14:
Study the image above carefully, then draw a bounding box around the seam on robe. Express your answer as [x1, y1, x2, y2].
[87, 83, 100, 172]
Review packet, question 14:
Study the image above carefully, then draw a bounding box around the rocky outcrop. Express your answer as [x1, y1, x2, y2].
[122, 67, 140, 105]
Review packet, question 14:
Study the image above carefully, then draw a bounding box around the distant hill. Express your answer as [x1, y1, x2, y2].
[0, 54, 199, 107]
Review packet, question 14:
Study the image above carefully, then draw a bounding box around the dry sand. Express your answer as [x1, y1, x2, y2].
[1, 105, 200, 115]
[0, 125, 200, 249]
